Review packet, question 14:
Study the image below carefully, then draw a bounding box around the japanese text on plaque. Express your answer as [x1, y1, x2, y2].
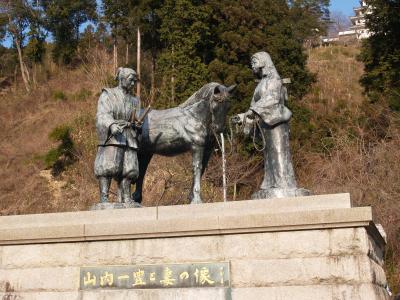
[80, 262, 230, 290]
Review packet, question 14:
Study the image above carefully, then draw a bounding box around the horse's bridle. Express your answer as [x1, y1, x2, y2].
[180, 90, 227, 133]
[209, 93, 228, 130]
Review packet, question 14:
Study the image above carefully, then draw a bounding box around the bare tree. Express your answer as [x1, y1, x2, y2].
[0, 0, 32, 92]
[329, 10, 351, 36]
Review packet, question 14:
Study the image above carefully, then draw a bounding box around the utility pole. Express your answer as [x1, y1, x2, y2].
[126, 43, 129, 65]
[113, 41, 118, 74]
[136, 27, 141, 100]
[220, 133, 227, 202]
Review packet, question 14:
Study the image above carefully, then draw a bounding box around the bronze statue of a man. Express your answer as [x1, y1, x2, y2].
[94, 67, 141, 207]
[241, 51, 309, 199]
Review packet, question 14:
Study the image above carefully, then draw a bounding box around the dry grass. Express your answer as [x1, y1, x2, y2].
[294, 45, 400, 292]
[306, 46, 365, 108]
[0, 63, 100, 214]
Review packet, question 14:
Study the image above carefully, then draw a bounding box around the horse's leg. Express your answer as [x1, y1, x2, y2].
[132, 153, 153, 204]
[201, 144, 214, 176]
[190, 145, 204, 204]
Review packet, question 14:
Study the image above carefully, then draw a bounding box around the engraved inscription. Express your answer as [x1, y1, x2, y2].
[80, 262, 230, 290]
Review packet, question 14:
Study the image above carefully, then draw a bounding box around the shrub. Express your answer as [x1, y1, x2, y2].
[72, 88, 92, 102]
[388, 88, 400, 112]
[52, 90, 67, 101]
[44, 125, 75, 175]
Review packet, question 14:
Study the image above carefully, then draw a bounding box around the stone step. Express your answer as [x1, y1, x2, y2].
[0, 193, 351, 227]
[0, 193, 383, 246]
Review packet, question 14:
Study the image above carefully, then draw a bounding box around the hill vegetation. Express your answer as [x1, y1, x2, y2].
[0, 0, 329, 108]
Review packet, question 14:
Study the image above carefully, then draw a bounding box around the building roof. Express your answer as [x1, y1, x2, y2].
[338, 30, 357, 36]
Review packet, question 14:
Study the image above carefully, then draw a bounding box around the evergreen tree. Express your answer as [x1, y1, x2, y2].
[78, 24, 96, 59]
[25, 30, 46, 64]
[40, 0, 97, 64]
[0, 46, 17, 78]
[102, 0, 163, 95]
[25, 3, 47, 64]
[288, 0, 330, 41]
[359, 0, 400, 110]
[0, 12, 6, 42]
[140, 0, 163, 98]
[102, 0, 136, 55]
[207, 0, 315, 113]
[99, 0, 326, 108]
[95, 22, 113, 49]
[157, 0, 211, 104]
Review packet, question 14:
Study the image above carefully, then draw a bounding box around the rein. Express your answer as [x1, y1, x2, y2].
[209, 97, 223, 151]
[252, 116, 267, 152]
[182, 93, 234, 154]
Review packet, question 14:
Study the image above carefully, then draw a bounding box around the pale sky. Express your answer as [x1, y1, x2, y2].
[330, 0, 361, 16]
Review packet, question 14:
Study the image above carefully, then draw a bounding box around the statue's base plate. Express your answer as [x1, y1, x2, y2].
[90, 202, 142, 211]
[251, 187, 311, 200]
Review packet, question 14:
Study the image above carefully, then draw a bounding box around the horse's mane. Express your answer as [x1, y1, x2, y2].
[179, 82, 220, 108]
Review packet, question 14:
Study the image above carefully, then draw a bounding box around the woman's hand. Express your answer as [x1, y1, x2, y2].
[244, 110, 255, 120]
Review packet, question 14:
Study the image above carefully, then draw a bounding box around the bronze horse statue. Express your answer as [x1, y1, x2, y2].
[133, 83, 235, 204]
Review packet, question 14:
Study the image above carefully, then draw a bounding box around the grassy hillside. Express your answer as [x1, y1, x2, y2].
[0, 45, 399, 292]
[294, 45, 400, 293]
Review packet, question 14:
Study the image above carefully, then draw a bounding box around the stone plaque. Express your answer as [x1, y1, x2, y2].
[80, 262, 230, 290]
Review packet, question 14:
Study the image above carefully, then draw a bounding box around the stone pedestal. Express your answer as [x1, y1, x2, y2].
[0, 194, 390, 300]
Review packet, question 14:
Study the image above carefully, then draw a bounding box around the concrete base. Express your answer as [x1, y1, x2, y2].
[0, 193, 390, 300]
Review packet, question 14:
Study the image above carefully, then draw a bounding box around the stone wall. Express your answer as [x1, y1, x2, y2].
[0, 194, 390, 300]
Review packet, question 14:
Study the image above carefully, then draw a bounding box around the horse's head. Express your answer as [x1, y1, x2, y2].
[209, 84, 236, 133]
[179, 83, 236, 133]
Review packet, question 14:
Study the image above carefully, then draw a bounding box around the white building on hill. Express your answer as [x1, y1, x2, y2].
[349, 1, 372, 39]
[319, 1, 373, 46]
[326, 0, 372, 44]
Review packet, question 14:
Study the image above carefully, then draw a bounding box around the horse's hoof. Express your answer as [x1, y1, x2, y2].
[132, 192, 142, 204]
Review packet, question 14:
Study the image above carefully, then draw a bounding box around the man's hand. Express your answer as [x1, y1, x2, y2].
[110, 120, 130, 135]
[110, 124, 124, 135]
[117, 120, 131, 127]
[231, 114, 243, 125]
[134, 120, 143, 129]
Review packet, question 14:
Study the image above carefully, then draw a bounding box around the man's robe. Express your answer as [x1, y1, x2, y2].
[96, 87, 140, 149]
[94, 87, 140, 178]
